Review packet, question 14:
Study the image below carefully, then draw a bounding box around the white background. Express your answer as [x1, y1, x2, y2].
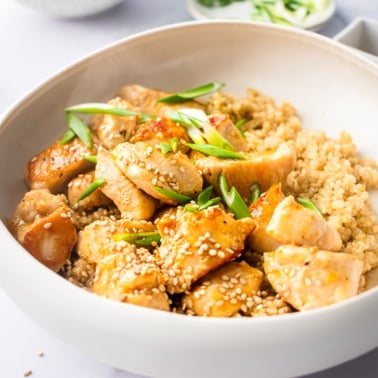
[0, 0, 377, 377]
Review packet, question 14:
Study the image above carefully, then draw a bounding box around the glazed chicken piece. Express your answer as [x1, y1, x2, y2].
[67, 171, 112, 210]
[195, 143, 296, 202]
[89, 97, 141, 150]
[182, 261, 263, 317]
[130, 116, 190, 152]
[247, 184, 285, 253]
[155, 206, 255, 294]
[113, 142, 203, 205]
[27, 138, 95, 194]
[93, 243, 170, 311]
[116, 84, 204, 117]
[9, 189, 77, 272]
[264, 245, 363, 311]
[208, 114, 248, 152]
[267, 196, 342, 251]
[78, 217, 155, 263]
[95, 148, 156, 220]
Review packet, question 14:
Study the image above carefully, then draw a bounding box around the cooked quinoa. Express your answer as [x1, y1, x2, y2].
[207, 89, 378, 291]
[12, 84, 378, 317]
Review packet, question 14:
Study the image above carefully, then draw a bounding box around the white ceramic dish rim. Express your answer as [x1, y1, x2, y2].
[186, 0, 336, 31]
[0, 20, 378, 376]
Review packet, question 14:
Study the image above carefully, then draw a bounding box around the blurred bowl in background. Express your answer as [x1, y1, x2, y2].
[14, 0, 124, 18]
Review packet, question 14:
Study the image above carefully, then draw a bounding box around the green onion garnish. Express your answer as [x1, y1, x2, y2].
[250, 182, 261, 205]
[197, 0, 247, 7]
[197, 197, 221, 211]
[296, 197, 323, 217]
[59, 129, 76, 145]
[218, 173, 251, 219]
[112, 231, 161, 246]
[157, 82, 225, 104]
[66, 113, 93, 150]
[235, 119, 247, 138]
[160, 137, 179, 156]
[83, 155, 97, 164]
[65, 103, 155, 124]
[77, 177, 106, 202]
[184, 143, 246, 159]
[153, 186, 193, 204]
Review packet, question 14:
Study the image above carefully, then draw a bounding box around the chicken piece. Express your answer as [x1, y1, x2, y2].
[95, 148, 156, 220]
[195, 143, 296, 202]
[247, 184, 285, 253]
[264, 245, 363, 311]
[182, 261, 263, 317]
[27, 138, 95, 194]
[116, 84, 204, 117]
[130, 116, 190, 152]
[113, 142, 203, 205]
[67, 171, 112, 210]
[209, 114, 248, 152]
[89, 97, 141, 150]
[9, 189, 77, 272]
[78, 217, 155, 263]
[267, 196, 342, 251]
[155, 206, 255, 294]
[93, 243, 170, 311]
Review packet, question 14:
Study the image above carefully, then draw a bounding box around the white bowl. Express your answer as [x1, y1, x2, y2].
[0, 21, 377, 378]
[14, 0, 124, 18]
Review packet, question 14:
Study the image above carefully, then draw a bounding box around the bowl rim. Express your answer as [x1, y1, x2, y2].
[0, 19, 378, 326]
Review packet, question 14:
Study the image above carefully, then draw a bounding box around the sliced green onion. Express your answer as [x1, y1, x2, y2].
[157, 82, 225, 104]
[171, 137, 179, 153]
[218, 173, 251, 219]
[197, 197, 221, 211]
[153, 186, 193, 204]
[296, 197, 323, 217]
[59, 128, 76, 145]
[160, 137, 180, 156]
[112, 231, 160, 246]
[197, 185, 214, 206]
[65, 103, 155, 123]
[250, 182, 261, 205]
[83, 155, 97, 164]
[66, 113, 93, 150]
[77, 177, 106, 202]
[235, 119, 247, 138]
[184, 143, 246, 159]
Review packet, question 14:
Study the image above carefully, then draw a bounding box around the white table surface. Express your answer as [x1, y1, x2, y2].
[0, 0, 377, 377]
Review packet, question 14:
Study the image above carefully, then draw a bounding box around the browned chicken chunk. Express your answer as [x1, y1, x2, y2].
[267, 196, 342, 251]
[113, 142, 203, 204]
[209, 114, 248, 152]
[93, 243, 170, 311]
[116, 84, 204, 117]
[9, 189, 77, 272]
[95, 148, 156, 220]
[247, 184, 284, 253]
[78, 217, 155, 264]
[27, 138, 95, 194]
[89, 97, 141, 150]
[195, 143, 296, 202]
[155, 206, 255, 294]
[130, 116, 190, 152]
[264, 245, 363, 311]
[182, 261, 263, 317]
[67, 171, 112, 210]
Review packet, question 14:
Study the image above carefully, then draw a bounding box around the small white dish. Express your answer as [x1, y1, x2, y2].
[187, 0, 336, 31]
[13, 0, 124, 18]
[334, 17, 378, 64]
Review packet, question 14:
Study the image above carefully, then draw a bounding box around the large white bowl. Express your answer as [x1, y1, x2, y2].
[0, 21, 377, 378]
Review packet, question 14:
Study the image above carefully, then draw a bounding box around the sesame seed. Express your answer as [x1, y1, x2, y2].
[179, 166, 186, 173]
[23, 371, 32, 377]
[36, 351, 44, 357]
[60, 213, 68, 218]
[43, 222, 52, 229]
[209, 249, 217, 256]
